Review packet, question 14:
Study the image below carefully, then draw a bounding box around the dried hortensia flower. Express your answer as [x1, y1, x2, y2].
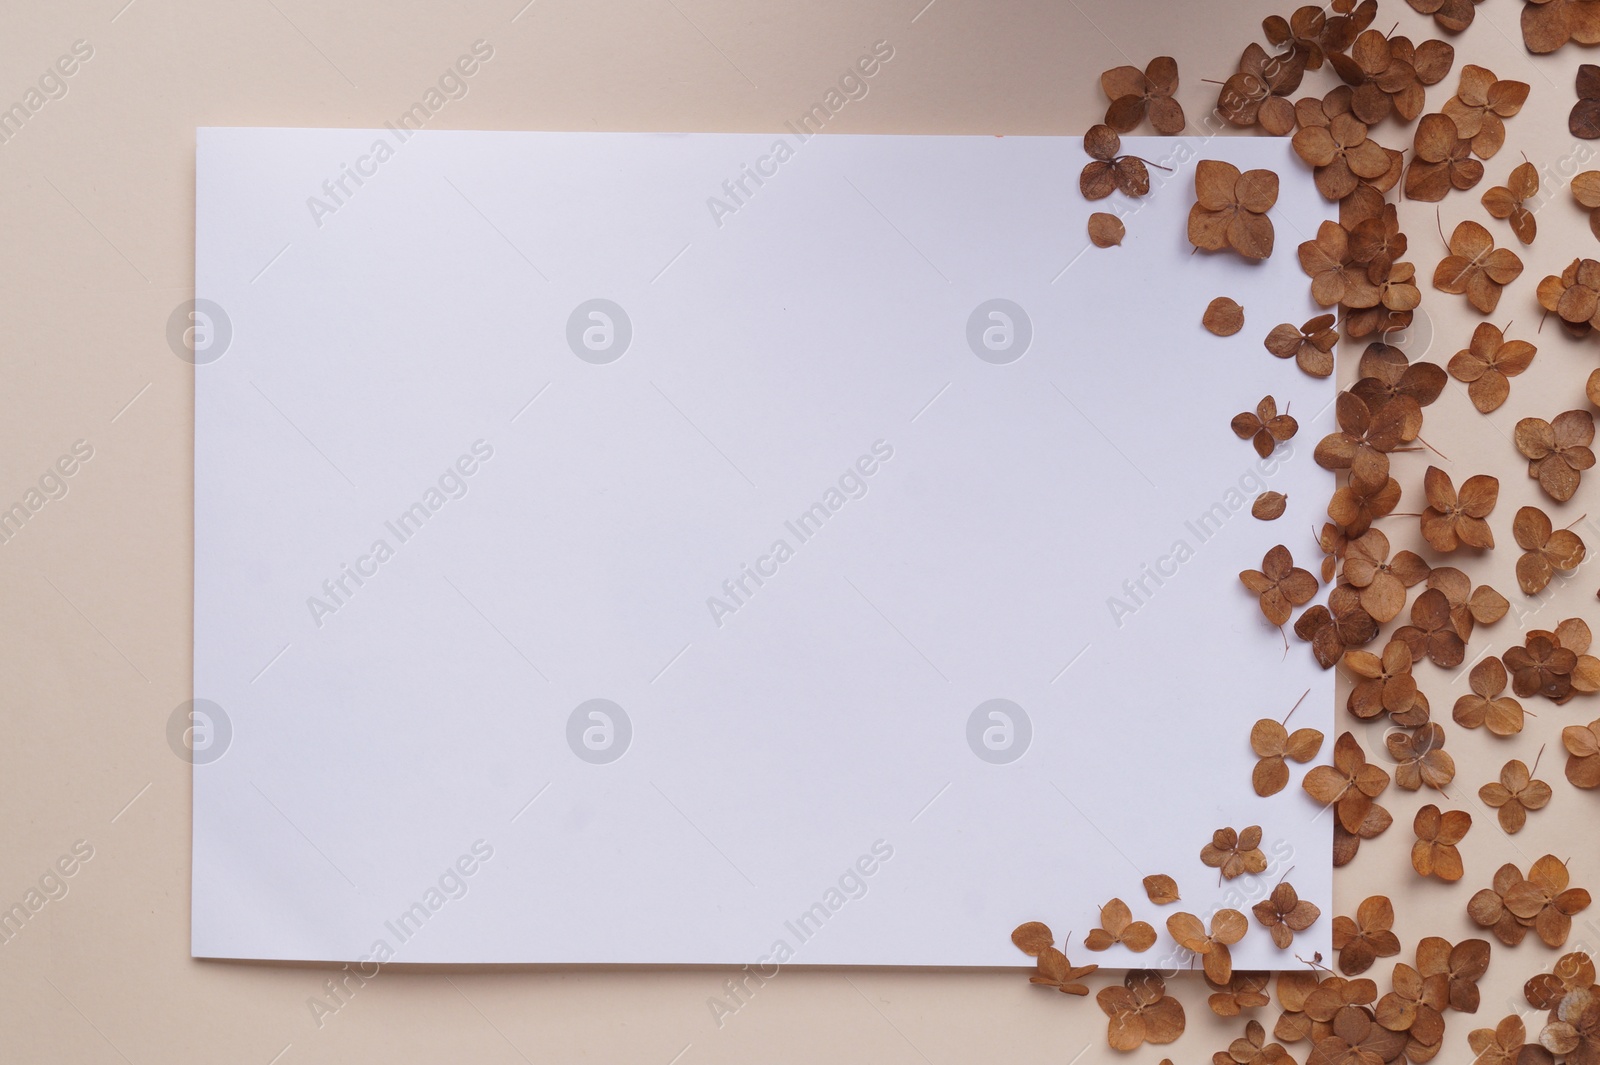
[1411, 804, 1471, 881]
[1394, 587, 1467, 669]
[1241, 546, 1318, 627]
[1101, 57, 1184, 134]
[1097, 970, 1186, 1049]
[1469, 862, 1535, 946]
[1504, 855, 1592, 948]
[1504, 618, 1600, 703]
[1332, 30, 1454, 125]
[1350, 342, 1446, 413]
[1481, 161, 1539, 245]
[1167, 908, 1248, 983]
[1341, 530, 1428, 624]
[1251, 714, 1323, 796]
[1327, 467, 1401, 539]
[1305, 731, 1390, 835]
[1085, 898, 1156, 953]
[1536, 257, 1600, 340]
[1333, 895, 1401, 975]
[1298, 220, 1367, 308]
[1189, 160, 1278, 261]
[1205, 971, 1271, 1020]
[1405, 113, 1483, 201]
[1565, 718, 1600, 788]
[1266, 314, 1339, 378]
[1216, 1016, 1294, 1063]
[1202, 826, 1269, 881]
[1452, 656, 1525, 736]
[1292, 108, 1392, 201]
[1514, 411, 1595, 503]
[1408, 0, 1483, 31]
[1479, 757, 1551, 833]
[1080, 124, 1153, 200]
[1295, 586, 1380, 669]
[1574, 170, 1600, 241]
[1012, 921, 1099, 994]
[1374, 961, 1446, 1048]
[1433, 220, 1523, 314]
[1512, 506, 1586, 595]
[1420, 466, 1498, 552]
[1345, 639, 1419, 721]
[1253, 883, 1321, 949]
[1334, 800, 1393, 868]
[1315, 391, 1420, 484]
[1427, 565, 1508, 642]
[1447, 322, 1536, 414]
[1388, 723, 1455, 791]
[1523, 0, 1600, 55]
[1232, 396, 1298, 458]
[1467, 1015, 1542, 1065]
[1219, 43, 1300, 135]
[1417, 935, 1490, 1013]
[1442, 66, 1529, 159]
[1253, 491, 1288, 520]
[1576, 64, 1600, 139]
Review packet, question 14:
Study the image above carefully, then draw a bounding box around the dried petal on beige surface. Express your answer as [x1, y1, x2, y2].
[1088, 212, 1125, 248]
[1204, 296, 1245, 336]
[1102, 57, 1185, 134]
[1406, 113, 1483, 201]
[1387, 723, 1455, 792]
[1538, 257, 1600, 339]
[1142, 874, 1181, 905]
[1295, 586, 1380, 669]
[1304, 731, 1390, 835]
[1252, 491, 1288, 521]
[1205, 971, 1271, 1017]
[1575, 64, 1600, 139]
[1097, 970, 1185, 1049]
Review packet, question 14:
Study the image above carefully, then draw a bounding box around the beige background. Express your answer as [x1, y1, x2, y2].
[2, 0, 1597, 1061]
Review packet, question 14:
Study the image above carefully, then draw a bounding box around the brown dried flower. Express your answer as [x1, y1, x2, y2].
[1504, 618, 1600, 703]
[1253, 883, 1321, 949]
[1447, 322, 1536, 414]
[1292, 110, 1393, 201]
[1333, 895, 1401, 975]
[1452, 656, 1525, 736]
[1482, 161, 1539, 245]
[1394, 587, 1467, 669]
[1515, 411, 1595, 503]
[1327, 467, 1402, 539]
[1468, 1015, 1543, 1065]
[1374, 961, 1446, 1048]
[1085, 898, 1156, 952]
[1513, 506, 1586, 595]
[1411, 804, 1470, 881]
[1296, 586, 1380, 669]
[1469, 863, 1536, 946]
[1388, 723, 1455, 791]
[1253, 492, 1288, 520]
[1537, 257, 1600, 339]
[1189, 161, 1278, 261]
[1332, 30, 1454, 124]
[1406, 113, 1484, 201]
[1480, 758, 1551, 833]
[1345, 639, 1419, 720]
[1251, 717, 1323, 796]
[1097, 970, 1186, 1049]
[1168, 909, 1248, 983]
[1080, 124, 1152, 200]
[1266, 314, 1339, 378]
[1523, 0, 1600, 55]
[1206, 971, 1272, 1018]
[1087, 212, 1125, 248]
[1012, 921, 1099, 994]
[1219, 44, 1300, 135]
[1433, 220, 1522, 313]
[1241, 545, 1318, 626]
[1576, 64, 1600, 138]
[1443, 66, 1529, 159]
[1575, 170, 1600, 240]
[1350, 342, 1446, 413]
[1342, 530, 1428, 624]
[1232, 397, 1298, 458]
[1566, 718, 1600, 788]
[1315, 391, 1420, 483]
[1101, 57, 1184, 134]
[1202, 826, 1269, 882]
[1504, 856, 1592, 947]
[1305, 731, 1391, 835]
[1417, 935, 1490, 1013]
[1214, 1016, 1294, 1064]
[1420, 466, 1498, 552]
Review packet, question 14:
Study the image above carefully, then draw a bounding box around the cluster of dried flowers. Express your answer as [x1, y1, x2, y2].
[1019, 1, 1600, 1059]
